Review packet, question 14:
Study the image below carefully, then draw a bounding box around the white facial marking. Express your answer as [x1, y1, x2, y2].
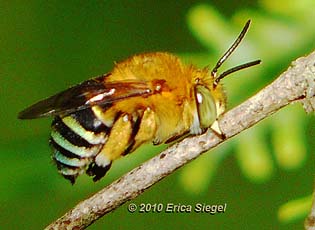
[197, 93, 203, 104]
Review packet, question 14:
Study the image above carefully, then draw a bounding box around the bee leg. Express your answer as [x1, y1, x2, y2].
[164, 131, 190, 144]
[92, 114, 134, 181]
[210, 120, 226, 139]
[63, 175, 78, 185]
[125, 108, 157, 152]
[86, 162, 112, 182]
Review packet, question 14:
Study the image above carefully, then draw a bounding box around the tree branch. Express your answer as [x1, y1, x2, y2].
[46, 51, 315, 230]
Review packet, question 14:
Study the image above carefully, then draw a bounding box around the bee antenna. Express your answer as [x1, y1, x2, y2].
[211, 20, 259, 85]
[214, 60, 261, 85]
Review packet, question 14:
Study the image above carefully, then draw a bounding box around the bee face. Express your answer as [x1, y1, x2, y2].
[18, 20, 260, 183]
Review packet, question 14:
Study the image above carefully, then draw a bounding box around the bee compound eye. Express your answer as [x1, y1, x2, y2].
[195, 85, 217, 129]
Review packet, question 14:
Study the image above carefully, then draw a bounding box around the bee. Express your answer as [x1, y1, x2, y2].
[18, 20, 260, 184]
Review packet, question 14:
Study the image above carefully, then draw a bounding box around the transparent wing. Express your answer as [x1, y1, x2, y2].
[18, 74, 152, 119]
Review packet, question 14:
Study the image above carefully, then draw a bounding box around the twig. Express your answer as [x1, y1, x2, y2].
[46, 51, 315, 230]
[305, 190, 315, 230]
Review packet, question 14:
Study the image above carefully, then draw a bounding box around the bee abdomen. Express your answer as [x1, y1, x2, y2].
[50, 108, 110, 183]
[51, 106, 158, 183]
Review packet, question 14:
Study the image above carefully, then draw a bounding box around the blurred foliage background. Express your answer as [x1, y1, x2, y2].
[1, 0, 315, 229]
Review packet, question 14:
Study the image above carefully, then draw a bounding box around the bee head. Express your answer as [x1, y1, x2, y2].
[194, 20, 261, 130]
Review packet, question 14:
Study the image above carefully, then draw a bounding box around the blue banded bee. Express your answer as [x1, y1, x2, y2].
[18, 20, 260, 184]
